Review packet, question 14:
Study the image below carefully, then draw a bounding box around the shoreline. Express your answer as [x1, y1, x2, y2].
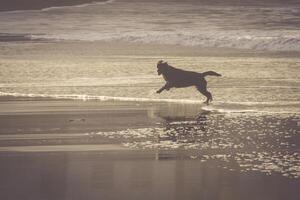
[0, 96, 204, 135]
[1, 39, 300, 58]
[0, 0, 109, 12]
[0, 95, 299, 200]
[0, 97, 161, 135]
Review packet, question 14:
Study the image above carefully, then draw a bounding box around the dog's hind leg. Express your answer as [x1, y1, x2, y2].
[196, 84, 212, 105]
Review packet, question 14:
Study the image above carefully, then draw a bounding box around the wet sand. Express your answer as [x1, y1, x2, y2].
[1, 150, 299, 200]
[0, 96, 299, 200]
[0, 97, 162, 134]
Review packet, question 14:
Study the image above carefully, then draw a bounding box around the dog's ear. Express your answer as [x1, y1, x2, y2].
[158, 60, 164, 64]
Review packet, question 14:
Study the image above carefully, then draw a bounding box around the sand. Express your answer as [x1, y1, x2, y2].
[1, 150, 299, 200]
[0, 96, 299, 200]
[0, 97, 162, 134]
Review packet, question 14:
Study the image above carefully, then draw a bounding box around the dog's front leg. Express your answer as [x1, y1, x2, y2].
[156, 85, 166, 93]
[156, 83, 170, 93]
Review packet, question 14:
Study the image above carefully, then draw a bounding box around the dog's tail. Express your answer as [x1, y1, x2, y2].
[202, 71, 222, 77]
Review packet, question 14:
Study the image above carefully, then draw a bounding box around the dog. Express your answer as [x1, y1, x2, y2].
[156, 60, 221, 105]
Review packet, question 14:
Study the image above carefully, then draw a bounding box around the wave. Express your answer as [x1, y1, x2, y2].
[1, 91, 299, 114]
[2, 0, 299, 52]
[31, 31, 300, 52]
[118, 32, 300, 52]
[202, 101, 300, 114]
[0, 0, 115, 13]
[202, 106, 292, 114]
[0, 91, 202, 104]
[41, 0, 115, 11]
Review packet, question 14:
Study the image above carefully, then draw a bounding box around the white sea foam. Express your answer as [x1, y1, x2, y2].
[1, 91, 299, 114]
[1, 0, 299, 52]
[0, 91, 202, 104]
[31, 31, 300, 52]
[41, 0, 116, 11]
[118, 32, 300, 52]
[0, 0, 115, 13]
[202, 101, 300, 114]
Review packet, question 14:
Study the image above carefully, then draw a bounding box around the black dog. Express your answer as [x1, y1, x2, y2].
[156, 60, 221, 105]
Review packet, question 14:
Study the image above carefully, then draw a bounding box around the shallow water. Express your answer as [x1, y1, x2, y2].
[1, 55, 299, 113]
[93, 109, 300, 179]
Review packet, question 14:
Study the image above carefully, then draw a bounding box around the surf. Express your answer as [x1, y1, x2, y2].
[41, 0, 115, 12]
[1, 91, 299, 114]
[0, 0, 115, 13]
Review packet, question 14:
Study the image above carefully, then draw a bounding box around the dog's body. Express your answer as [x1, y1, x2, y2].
[156, 60, 221, 104]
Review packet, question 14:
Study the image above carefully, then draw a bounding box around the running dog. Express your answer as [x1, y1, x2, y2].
[156, 60, 221, 105]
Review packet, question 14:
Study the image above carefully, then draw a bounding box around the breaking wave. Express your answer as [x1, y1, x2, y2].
[33, 31, 300, 52]
[41, 0, 116, 11]
[2, 0, 299, 52]
[0, 91, 202, 104]
[1, 91, 299, 114]
[0, 0, 115, 13]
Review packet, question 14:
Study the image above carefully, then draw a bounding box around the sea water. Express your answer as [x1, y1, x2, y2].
[0, 0, 299, 113]
[0, 56, 299, 113]
[1, 0, 300, 51]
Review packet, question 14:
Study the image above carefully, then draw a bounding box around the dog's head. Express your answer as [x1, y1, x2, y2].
[157, 60, 169, 75]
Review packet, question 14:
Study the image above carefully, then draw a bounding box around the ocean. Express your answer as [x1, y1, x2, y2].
[1, 0, 300, 113]
[0, 0, 300, 111]
[0, 0, 300, 51]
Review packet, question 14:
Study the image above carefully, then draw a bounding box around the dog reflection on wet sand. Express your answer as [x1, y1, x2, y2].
[156, 60, 221, 105]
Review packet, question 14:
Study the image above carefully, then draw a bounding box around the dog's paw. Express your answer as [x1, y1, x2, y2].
[156, 90, 161, 94]
[203, 100, 209, 105]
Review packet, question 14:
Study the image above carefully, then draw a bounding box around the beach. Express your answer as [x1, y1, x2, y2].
[0, 39, 299, 200]
[0, 39, 300, 200]
[0, 0, 300, 199]
[0, 96, 299, 200]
